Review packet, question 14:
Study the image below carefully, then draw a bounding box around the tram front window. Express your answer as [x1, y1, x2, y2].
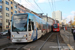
[53, 24, 58, 28]
[12, 14, 28, 32]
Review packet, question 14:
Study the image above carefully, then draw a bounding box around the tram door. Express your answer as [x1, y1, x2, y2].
[33, 22, 37, 41]
[30, 19, 37, 41]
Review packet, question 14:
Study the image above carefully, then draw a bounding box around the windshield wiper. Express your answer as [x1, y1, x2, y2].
[16, 31, 19, 34]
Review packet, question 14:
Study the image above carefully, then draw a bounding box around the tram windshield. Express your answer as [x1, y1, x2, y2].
[12, 14, 28, 32]
[53, 24, 58, 28]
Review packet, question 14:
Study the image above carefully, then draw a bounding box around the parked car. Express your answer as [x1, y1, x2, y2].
[0, 30, 8, 36]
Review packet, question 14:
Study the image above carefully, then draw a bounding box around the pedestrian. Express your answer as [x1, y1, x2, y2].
[65, 26, 67, 30]
[7, 29, 11, 40]
[72, 27, 75, 42]
[64, 26, 65, 32]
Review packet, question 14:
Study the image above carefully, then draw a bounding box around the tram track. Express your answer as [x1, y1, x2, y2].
[56, 33, 61, 50]
[39, 33, 54, 50]
[1, 43, 28, 50]
[39, 32, 64, 50]
[0, 32, 67, 50]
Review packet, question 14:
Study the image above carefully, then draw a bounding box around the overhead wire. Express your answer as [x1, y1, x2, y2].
[48, 0, 52, 12]
[53, 0, 56, 11]
[25, 0, 37, 10]
[51, 0, 54, 11]
[53, 0, 56, 20]
[33, 0, 44, 13]
[50, 0, 56, 20]
[28, 0, 40, 11]
[48, 0, 53, 17]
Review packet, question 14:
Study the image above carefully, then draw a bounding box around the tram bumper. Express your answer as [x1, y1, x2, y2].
[11, 38, 27, 43]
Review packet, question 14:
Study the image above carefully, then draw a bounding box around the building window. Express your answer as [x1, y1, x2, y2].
[0, 5, 2, 8]
[6, 1, 9, 5]
[6, 13, 9, 17]
[11, 1, 13, 4]
[6, 19, 9, 22]
[15, 11, 17, 13]
[15, 6, 17, 9]
[18, 8, 21, 11]
[22, 10, 23, 11]
[19, 11, 20, 13]
[24, 11, 25, 13]
[11, 7, 13, 9]
[6, 7, 9, 11]
[11, 12, 13, 15]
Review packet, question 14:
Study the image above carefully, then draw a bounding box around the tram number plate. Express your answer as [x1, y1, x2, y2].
[16, 39, 21, 42]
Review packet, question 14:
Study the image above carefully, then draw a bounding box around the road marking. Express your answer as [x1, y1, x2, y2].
[67, 44, 74, 50]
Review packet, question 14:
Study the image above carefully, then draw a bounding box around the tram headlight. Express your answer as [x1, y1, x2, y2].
[24, 35, 26, 37]
[12, 35, 14, 37]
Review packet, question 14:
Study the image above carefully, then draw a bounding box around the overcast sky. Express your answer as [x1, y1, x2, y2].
[14, 0, 75, 23]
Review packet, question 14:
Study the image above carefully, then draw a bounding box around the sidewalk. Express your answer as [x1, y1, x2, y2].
[0, 38, 11, 46]
[60, 30, 75, 50]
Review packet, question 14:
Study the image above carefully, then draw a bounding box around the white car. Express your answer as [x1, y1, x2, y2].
[0, 30, 8, 36]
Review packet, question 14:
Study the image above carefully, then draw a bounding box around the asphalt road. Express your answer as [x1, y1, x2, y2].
[0, 36, 11, 47]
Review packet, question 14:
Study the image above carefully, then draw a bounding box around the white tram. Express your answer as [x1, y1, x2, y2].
[11, 13, 51, 43]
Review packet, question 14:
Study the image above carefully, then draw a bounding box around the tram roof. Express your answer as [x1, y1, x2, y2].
[13, 13, 50, 25]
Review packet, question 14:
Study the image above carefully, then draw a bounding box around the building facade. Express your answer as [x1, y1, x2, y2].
[0, 0, 2, 31]
[13, 1, 18, 14]
[0, 0, 40, 31]
[2, 0, 11, 31]
[52, 11, 62, 22]
[62, 19, 66, 25]
[40, 15, 54, 25]
[18, 3, 26, 13]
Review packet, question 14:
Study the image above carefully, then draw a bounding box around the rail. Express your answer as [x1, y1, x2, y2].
[57, 33, 61, 50]
[39, 33, 53, 50]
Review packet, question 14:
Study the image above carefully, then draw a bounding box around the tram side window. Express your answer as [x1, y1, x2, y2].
[39, 24, 41, 30]
[41, 24, 43, 32]
[48, 25, 50, 29]
[43, 24, 46, 29]
[48, 25, 51, 30]
[28, 19, 31, 31]
[37, 24, 41, 30]
[32, 22, 34, 30]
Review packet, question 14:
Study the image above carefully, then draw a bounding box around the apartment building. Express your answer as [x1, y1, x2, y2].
[10, 0, 14, 17]
[40, 15, 54, 25]
[13, 1, 18, 14]
[52, 11, 62, 22]
[0, 0, 2, 31]
[2, 0, 11, 31]
[0, 0, 37, 31]
[18, 3, 26, 13]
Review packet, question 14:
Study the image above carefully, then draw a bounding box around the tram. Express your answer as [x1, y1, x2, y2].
[10, 13, 52, 43]
[53, 23, 60, 32]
